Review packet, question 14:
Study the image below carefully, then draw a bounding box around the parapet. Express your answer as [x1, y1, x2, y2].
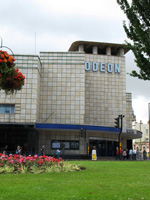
[68, 41, 129, 56]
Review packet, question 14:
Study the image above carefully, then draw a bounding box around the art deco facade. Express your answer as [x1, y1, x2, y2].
[0, 41, 141, 157]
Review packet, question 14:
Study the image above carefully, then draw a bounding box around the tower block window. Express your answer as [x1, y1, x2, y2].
[0, 104, 15, 114]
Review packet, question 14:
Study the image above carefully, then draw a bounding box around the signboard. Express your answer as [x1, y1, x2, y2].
[85, 62, 120, 74]
[52, 142, 60, 149]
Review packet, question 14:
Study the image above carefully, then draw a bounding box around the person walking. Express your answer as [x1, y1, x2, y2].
[136, 148, 139, 160]
[143, 149, 147, 160]
[129, 148, 133, 160]
[138, 149, 142, 160]
[56, 149, 60, 159]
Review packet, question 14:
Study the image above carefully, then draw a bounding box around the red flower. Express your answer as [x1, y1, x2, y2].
[14, 154, 20, 158]
[0, 54, 4, 59]
[8, 55, 15, 63]
[37, 161, 44, 164]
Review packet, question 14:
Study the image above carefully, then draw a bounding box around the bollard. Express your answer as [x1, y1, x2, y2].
[92, 149, 97, 161]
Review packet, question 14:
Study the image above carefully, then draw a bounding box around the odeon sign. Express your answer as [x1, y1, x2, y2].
[85, 62, 120, 74]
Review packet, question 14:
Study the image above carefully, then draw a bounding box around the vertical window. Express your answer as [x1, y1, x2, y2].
[146, 129, 149, 135]
[0, 104, 15, 114]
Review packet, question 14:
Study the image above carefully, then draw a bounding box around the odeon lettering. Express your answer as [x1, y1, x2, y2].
[85, 62, 120, 74]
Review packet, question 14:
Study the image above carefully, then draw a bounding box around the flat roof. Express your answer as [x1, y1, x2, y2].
[68, 41, 129, 55]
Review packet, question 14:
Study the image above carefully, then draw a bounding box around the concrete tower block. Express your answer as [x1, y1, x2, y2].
[106, 47, 111, 56]
[78, 45, 84, 52]
[119, 48, 124, 56]
[92, 46, 98, 55]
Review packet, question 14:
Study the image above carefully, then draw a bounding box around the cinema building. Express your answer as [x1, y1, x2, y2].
[0, 41, 142, 158]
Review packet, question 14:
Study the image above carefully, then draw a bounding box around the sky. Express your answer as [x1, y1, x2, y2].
[0, 0, 150, 124]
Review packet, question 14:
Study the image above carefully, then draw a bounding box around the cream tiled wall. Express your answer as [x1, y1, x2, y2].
[39, 52, 85, 124]
[39, 52, 128, 129]
[126, 93, 133, 129]
[0, 55, 41, 123]
[84, 54, 127, 128]
[0, 51, 131, 130]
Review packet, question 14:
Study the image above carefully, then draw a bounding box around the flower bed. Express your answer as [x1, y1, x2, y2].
[0, 154, 82, 174]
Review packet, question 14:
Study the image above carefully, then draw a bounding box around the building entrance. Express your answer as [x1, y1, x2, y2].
[89, 140, 118, 157]
[0, 124, 38, 155]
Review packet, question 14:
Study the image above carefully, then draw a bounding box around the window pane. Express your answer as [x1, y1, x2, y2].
[10, 106, 15, 114]
[0, 106, 6, 113]
[52, 141, 60, 149]
[70, 141, 79, 149]
[61, 142, 70, 149]
[5, 106, 10, 113]
[52, 140, 79, 150]
[0, 104, 15, 114]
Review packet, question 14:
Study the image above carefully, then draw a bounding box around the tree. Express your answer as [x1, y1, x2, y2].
[117, 0, 150, 80]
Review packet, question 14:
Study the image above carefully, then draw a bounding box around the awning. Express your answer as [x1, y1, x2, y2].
[35, 123, 119, 132]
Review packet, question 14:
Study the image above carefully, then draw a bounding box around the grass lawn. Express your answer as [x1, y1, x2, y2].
[0, 160, 150, 200]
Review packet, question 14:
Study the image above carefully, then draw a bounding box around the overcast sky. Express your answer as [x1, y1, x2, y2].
[0, 0, 149, 124]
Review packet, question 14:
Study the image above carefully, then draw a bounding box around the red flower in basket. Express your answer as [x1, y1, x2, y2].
[0, 51, 25, 94]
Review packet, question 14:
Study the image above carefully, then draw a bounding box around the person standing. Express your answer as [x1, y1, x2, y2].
[126, 149, 129, 160]
[115, 147, 119, 160]
[3, 145, 8, 155]
[16, 146, 20, 155]
[129, 148, 133, 160]
[143, 149, 147, 160]
[138, 149, 142, 160]
[19, 146, 22, 155]
[122, 149, 127, 160]
[41, 146, 45, 156]
[136, 148, 139, 160]
[120, 148, 123, 160]
[133, 148, 137, 160]
[92, 146, 97, 161]
[61, 144, 65, 159]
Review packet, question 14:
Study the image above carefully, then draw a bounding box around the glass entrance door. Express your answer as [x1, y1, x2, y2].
[99, 141, 106, 156]
[89, 140, 117, 157]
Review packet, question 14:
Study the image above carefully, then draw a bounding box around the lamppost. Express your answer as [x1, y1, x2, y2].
[140, 120, 142, 149]
[119, 115, 125, 159]
[148, 103, 150, 156]
[0, 36, 14, 55]
[114, 114, 125, 159]
[79, 127, 87, 156]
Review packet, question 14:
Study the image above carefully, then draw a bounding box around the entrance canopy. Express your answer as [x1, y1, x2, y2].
[35, 123, 119, 132]
[35, 123, 142, 140]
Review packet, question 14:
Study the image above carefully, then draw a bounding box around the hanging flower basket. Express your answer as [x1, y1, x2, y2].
[0, 50, 25, 95]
